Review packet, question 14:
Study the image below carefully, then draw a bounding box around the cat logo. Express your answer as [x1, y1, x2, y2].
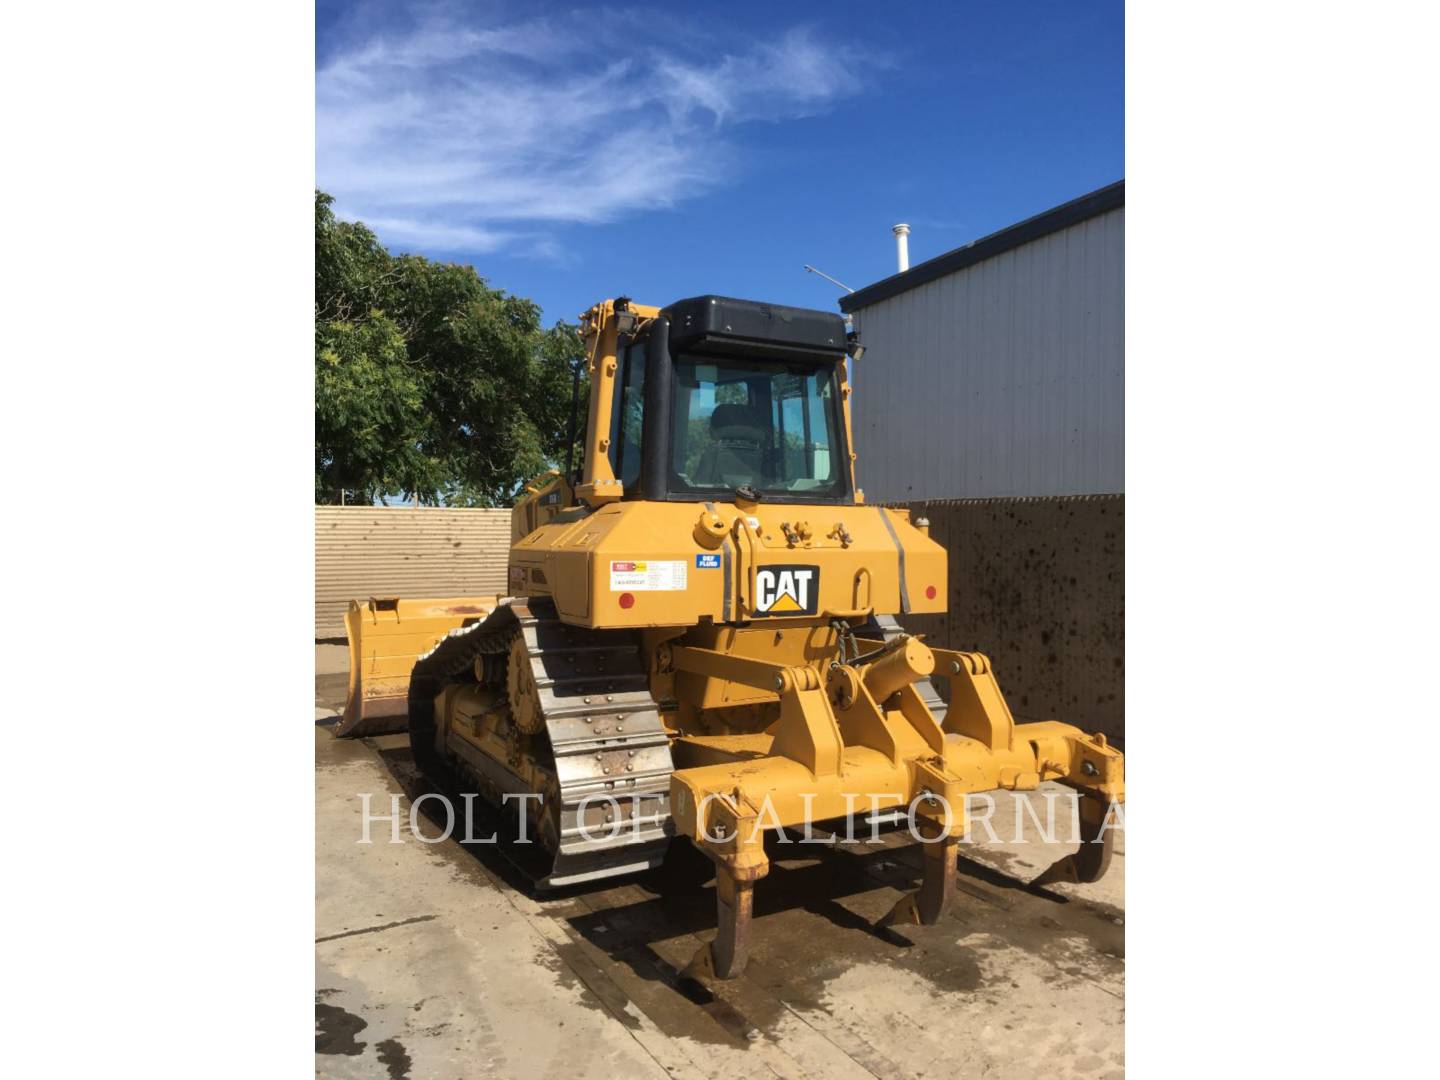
[753, 565, 820, 617]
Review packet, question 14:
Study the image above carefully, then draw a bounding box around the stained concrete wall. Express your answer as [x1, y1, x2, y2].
[896, 495, 1124, 743]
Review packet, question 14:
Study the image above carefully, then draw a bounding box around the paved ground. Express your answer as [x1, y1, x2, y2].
[316, 644, 1124, 1079]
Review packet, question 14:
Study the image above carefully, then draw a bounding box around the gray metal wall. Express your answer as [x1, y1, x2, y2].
[850, 206, 1124, 501]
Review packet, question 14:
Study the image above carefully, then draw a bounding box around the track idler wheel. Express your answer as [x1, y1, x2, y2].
[406, 672, 448, 779]
[1033, 794, 1118, 887]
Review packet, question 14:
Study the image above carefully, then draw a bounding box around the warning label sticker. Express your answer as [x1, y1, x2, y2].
[609, 560, 688, 591]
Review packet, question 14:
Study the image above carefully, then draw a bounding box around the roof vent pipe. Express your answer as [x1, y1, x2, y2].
[892, 223, 910, 272]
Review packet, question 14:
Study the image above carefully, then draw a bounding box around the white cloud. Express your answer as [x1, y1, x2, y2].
[316, 6, 868, 254]
[339, 210, 513, 253]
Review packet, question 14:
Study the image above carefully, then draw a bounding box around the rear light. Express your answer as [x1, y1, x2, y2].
[925, 585, 937, 600]
[618, 592, 635, 609]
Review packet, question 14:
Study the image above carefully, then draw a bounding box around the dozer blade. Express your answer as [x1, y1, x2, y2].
[336, 596, 499, 738]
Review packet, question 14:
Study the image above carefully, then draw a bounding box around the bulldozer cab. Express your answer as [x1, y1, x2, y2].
[580, 295, 857, 508]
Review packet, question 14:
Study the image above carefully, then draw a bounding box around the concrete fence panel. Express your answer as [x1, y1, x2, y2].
[315, 506, 511, 638]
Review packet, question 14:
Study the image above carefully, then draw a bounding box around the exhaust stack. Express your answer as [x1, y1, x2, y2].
[892, 223, 910, 272]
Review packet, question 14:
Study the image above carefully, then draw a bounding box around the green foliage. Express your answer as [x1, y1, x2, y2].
[680, 416, 714, 478]
[715, 382, 748, 405]
[315, 191, 584, 506]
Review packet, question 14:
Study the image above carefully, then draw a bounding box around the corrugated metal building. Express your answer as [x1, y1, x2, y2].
[841, 181, 1123, 502]
[839, 182, 1125, 740]
[315, 506, 511, 638]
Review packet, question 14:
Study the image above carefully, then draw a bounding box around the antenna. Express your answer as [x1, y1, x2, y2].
[803, 264, 854, 294]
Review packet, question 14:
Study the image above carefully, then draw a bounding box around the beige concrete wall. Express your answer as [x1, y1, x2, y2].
[896, 495, 1124, 742]
[315, 506, 511, 638]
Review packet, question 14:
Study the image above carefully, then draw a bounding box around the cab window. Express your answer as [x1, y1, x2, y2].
[669, 356, 843, 497]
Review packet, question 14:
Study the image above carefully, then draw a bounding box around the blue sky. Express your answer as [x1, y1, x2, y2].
[316, 0, 1123, 326]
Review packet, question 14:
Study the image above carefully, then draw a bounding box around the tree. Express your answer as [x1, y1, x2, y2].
[315, 191, 585, 506]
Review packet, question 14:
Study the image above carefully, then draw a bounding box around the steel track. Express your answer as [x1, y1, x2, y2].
[409, 598, 676, 890]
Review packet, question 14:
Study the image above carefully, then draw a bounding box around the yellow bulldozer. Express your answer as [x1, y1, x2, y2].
[340, 294, 1123, 979]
